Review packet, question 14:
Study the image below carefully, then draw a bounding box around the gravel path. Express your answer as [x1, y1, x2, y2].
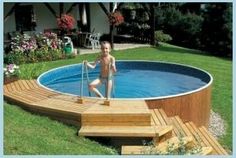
[208, 110, 226, 138]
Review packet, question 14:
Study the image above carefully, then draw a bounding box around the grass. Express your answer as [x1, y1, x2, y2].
[4, 102, 117, 155]
[4, 42, 232, 153]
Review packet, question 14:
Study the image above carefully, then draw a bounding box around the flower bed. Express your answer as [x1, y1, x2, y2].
[4, 32, 74, 65]
[4, 64, 20, 84]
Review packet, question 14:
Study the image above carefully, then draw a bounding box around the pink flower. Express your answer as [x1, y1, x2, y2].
[57, 14, 75, 31]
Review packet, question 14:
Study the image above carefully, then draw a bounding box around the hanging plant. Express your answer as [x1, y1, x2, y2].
[57, 14, 76, 31]
[108, 11, 124, 26]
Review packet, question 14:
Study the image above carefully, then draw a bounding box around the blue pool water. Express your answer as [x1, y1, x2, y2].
[38, 61, 212, 99]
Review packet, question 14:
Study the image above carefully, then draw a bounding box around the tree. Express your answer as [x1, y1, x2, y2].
[200, 3, 232, 57]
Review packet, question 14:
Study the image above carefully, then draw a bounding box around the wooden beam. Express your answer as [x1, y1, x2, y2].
[4, 3, 20, 21]
[150, 3, 155, 46]
[44, 3, 58, 18]
[109, 3, 114, 49]
[98, 3, 109, 17]
[59, 3, 64, 17]
[66, 3, 77, 14]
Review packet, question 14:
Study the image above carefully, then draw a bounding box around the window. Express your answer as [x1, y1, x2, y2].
[15, 5, 36, 31]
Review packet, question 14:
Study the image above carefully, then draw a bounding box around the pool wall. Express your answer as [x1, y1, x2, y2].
[146, 84, 211, 127]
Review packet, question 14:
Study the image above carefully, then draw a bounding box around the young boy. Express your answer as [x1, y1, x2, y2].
[84, 41, 117, 98]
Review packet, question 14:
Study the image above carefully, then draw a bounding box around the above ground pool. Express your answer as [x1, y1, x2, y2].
[38, 60, 213, 127]
[38, 61, 212, 100]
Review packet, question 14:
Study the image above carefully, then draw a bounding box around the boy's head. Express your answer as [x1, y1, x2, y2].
[100, 41, 111, 56]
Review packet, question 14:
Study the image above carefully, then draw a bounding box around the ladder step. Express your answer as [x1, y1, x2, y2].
[121, 136, 193, 155]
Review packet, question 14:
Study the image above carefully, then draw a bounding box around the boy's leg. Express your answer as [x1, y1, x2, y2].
[89, 78, 104, 98]
[106, 79, 113, 99]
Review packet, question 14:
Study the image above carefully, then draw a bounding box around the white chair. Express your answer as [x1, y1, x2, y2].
[84, 33, 101, 50]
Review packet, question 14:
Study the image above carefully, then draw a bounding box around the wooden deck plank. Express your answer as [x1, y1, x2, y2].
[8, 82, 17, 91]
[154, 109, 166, 126]
[200, 126, 228, 154]
[13, 81, 22, 91]
[35, 98, 91, 114]
[158, 109, 170, 125]
[175, 116, 192, 137]
[185, 122, 209, 145]
[199, 126, 228, 155]
[25, 80, 35, 89]
[170, 117, 187, 137]
[13, 90, 45, 102]
[5, 92, 34, 104]
[30, 80, 39, 88]
[21, 80, 31, 90]
[5, 83, 13, 92]
[150, 110, 161, 125]
[20, 90, 48, 100]
[16, 80, 25, 91]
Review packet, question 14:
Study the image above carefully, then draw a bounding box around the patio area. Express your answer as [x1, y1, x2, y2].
[78, 43, 151, 55]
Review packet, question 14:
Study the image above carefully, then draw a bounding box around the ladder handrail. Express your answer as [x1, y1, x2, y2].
[80, 61, 84, 98]
[84, 62, 91, 96]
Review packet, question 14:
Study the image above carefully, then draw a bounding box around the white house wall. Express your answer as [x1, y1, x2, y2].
[4, 3, 110, 36]
[90, 3, 109, 34]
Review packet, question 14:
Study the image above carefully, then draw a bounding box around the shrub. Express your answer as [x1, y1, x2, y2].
[4, 32, 65, 65]
[141, 133, 203, 155]
[4, 51, 26, 65]
[155, 30, 172, 44]
[18, 63, 46, 80]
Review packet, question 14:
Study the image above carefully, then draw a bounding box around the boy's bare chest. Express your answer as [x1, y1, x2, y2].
[100, 57, 111, 65]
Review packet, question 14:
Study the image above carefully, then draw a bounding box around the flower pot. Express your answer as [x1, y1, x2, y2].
[4, 76, 18, 84]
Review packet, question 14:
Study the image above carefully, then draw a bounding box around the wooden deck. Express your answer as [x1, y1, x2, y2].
[3, 80, 228, 155]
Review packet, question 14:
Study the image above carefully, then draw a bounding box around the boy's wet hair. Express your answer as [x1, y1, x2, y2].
[100, 41, 111, 48]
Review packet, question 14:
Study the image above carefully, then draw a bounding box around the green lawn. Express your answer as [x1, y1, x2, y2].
[4, 102, 117, 155]
[4, 43, 232, 154]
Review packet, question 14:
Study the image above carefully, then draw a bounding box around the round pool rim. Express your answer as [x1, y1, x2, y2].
[37, 60, 213, 101]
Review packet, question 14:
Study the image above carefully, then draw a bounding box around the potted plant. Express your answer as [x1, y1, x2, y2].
[57, 14, 76, 35]
[4, 64, 20, 84]
[108, 11, 124, 26]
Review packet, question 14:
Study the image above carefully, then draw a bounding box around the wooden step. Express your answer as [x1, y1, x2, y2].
[82, 100, 151, 126]
[78, 125, 172, 137]
[198, 126, 228, 155]
[185, 122, 228, 155]
[121, 136, 193, 155]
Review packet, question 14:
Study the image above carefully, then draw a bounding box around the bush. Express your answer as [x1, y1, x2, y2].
[155, 30, 172, 44]
[4, 32, 65, 65]
[176, 12, 203, 48]
[4, 51, 26, 65]
[18, 63, 46, 79]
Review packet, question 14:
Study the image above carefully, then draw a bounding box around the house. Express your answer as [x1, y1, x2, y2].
[4, 2, 156, 47]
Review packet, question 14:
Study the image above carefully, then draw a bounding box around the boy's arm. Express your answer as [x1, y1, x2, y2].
[111, 57, 117, 73]
[85, 57, 99, 69]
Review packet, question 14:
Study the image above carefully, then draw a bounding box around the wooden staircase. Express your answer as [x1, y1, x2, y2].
[121, 109, 228, 155]
[78, 100, 173, 139]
